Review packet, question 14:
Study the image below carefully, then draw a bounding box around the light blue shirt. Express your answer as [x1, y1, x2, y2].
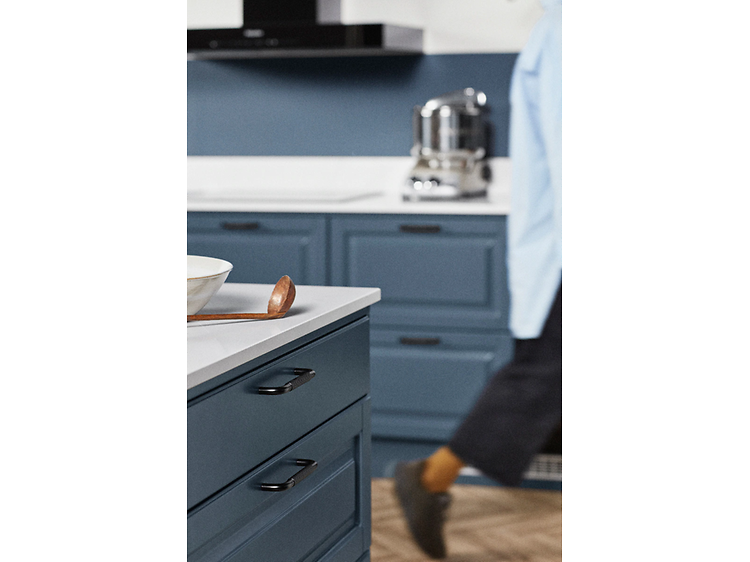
[507, 0, 562, 339]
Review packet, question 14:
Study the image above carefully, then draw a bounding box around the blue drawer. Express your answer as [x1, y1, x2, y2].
[188, 212, 328, 285]
[330, 214, 509, 330]
[188, 317, 370, 509]
[369, 327, 513, 441]
[188, 399, 371, 562]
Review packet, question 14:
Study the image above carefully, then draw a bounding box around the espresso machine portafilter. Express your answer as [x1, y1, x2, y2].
[404, 88, 492, 201]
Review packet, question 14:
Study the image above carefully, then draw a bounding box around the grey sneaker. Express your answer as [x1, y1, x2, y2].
[393, 460, 451, 559]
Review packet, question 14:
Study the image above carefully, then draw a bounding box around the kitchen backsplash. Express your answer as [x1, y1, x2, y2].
[187, 53, 518, 157]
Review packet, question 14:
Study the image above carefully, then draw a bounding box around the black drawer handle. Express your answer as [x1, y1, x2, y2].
[257, 368, 316, 395]
[400, 337, 441, 346]
[260, 459, 318, 492]
[221, 221, 260, 231]
[399, 224, 441, 234]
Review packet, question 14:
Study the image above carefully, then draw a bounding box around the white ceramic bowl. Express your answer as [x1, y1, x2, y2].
[187, 255, 233, 315]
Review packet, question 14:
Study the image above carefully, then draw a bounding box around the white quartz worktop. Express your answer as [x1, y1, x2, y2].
[187, 156, 511, 215]
[187, 282, 381, 390]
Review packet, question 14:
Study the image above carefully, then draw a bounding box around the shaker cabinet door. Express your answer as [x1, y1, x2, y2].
[369, 327, 513, 441]
[330, 214, 509, 330]
[188, 212, 327, 285]
[188, 400, 371, 562]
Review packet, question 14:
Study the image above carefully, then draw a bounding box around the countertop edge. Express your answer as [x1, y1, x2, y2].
[187, 288, 381, 390]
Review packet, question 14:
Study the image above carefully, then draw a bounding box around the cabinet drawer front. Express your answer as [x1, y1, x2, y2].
[187, 212, 327, 285]
[188, 318, 370, 509]
[188, 401, 368, 562]
[369, 328, 513, 441]
[330, 215, 509, 329]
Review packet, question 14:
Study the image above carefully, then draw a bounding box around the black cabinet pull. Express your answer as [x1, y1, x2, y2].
[399, 224, 441, 234]
[221, 221, 260, 231]
[400, 337, 441, 346]
[257, 368, 316, 395]
[259, 459, 318, 492]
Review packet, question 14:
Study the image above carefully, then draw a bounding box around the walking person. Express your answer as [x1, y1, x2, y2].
[393, 1, 562, 558]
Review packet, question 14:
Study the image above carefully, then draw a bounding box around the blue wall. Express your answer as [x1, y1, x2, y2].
[187, 53, 517, 157]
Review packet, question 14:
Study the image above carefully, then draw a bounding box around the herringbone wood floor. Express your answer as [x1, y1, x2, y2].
[371, 478, 562, 562]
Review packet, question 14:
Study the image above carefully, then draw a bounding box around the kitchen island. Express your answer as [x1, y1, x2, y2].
[188, 282, 380, 562]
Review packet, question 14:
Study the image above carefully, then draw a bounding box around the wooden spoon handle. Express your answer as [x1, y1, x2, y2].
[187, 312, 284, 322]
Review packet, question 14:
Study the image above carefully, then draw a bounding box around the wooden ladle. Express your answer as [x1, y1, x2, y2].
[187, 275, 296, 322]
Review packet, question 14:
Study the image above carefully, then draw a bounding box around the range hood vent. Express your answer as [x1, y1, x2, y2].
[188, 0, 423, 59]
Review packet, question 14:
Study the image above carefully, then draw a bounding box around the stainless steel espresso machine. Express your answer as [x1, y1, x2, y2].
[404, 88, 492, 201]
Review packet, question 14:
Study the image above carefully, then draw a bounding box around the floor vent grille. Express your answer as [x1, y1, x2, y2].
[459, 454, 562, 482]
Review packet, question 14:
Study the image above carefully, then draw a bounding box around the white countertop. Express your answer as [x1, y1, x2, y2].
[187, 282, 381, 390]
[187, 156, 511, 215]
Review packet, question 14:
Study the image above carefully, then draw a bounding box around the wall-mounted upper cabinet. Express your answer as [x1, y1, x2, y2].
[187, 0, 423, 60]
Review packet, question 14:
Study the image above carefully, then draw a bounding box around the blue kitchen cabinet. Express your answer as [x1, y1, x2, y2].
[329, 215, 509, 330]
[368, 327, 513, 442]
[187, 212, 327, 285]
[188, 313, 372, 562]
[329, 214, 516, 480]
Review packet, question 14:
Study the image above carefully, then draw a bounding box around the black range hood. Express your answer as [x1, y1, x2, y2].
[187, 0, 423, 59]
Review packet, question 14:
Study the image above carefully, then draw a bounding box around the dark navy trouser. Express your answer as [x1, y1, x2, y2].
[449, 283, 562, 486]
